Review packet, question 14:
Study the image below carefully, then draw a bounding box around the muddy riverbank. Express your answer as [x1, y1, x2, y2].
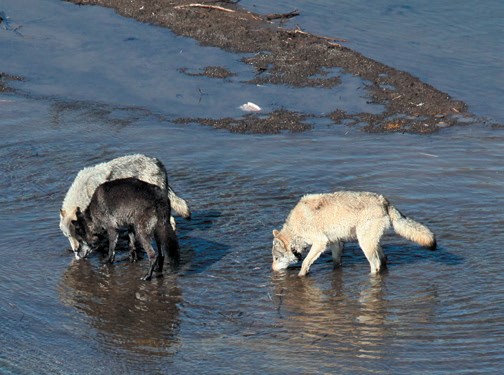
[61, 0, 478, 134]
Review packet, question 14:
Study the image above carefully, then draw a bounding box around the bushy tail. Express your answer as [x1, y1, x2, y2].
[388, 204, 436, 250]
[167, 185, 191, 219]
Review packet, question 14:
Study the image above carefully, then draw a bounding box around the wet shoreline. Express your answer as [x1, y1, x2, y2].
[62, 0, 479, 134]
[0, 1, 488, 133]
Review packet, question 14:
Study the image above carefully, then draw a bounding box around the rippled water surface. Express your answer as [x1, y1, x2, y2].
[1, 1, 503, 374]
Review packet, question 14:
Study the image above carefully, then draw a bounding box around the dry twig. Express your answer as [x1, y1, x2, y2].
[265, 9, 300, 21]
[291, 25, 347, 44]
[174, 3, 235, 13]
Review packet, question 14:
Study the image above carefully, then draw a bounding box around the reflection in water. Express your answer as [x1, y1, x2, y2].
[270, 270, 438, 366]
[355, 275, 388, 360]
[58, 260, 181, 358]
[271, 272, 389, 360]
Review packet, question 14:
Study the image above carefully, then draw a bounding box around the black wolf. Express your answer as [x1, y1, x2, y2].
[70, 178, 179, 280]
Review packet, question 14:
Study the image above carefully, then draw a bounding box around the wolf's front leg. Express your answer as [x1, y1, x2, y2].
[127, 232, 138, 262]
[104, 228, 118, 264]
[299, 242, 327, 276]
[137, 232, 158, 281]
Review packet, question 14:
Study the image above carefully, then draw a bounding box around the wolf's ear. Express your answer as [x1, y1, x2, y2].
[60, 209, 66, 218]
[273, 230, 290, 251]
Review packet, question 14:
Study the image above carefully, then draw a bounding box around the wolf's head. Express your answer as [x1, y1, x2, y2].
[68, 207, 93, 259]
[60, 207, 81, 253]
[272, 229, 300, 271]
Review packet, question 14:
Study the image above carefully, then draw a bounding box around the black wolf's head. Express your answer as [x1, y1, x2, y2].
[69, 207, 93, 259]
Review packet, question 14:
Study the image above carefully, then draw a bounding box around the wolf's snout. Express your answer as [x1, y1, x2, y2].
[272, 259, 289, 272]
[73, 242, 92, 260]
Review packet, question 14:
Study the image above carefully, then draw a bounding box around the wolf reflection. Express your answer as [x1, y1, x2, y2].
[58, 260, 181, 357]
[271, 270, 438, 360]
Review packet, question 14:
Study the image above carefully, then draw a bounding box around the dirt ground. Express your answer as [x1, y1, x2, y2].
[7, 1, 484, 133]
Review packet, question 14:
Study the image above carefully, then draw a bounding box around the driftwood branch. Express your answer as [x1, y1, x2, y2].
[265, 9, 300, 21]
[174, 4, 235, 13]
[290, 25, 348, 45]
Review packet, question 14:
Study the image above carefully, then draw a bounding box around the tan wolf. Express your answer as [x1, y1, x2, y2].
[272, 191, 436, 276]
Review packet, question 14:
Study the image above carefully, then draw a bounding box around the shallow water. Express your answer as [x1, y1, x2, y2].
[1, 1, 504, 374]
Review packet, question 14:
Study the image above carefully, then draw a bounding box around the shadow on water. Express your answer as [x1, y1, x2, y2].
[176, 209, 232, 275]
[384, 243, 464, 267]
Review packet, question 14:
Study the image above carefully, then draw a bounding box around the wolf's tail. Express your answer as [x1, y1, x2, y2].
[388, 204, 436, 250]
[167, 185, 191, 220]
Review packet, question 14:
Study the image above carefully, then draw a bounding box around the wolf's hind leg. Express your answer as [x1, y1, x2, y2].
[143, 256, 160, 281]
[357, 221, 387, 273]
[361, 243, 386, 274]
[329, 241, 343, 268]
[299, 241, 327, 276]
[153, 230, 166, 274]
[165, 223, 180, 263]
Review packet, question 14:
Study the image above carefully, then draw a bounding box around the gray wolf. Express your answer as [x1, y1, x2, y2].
[60, 154, 190, 252]
[272, 191, 436, 276]
[70, 178, 179, 281]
